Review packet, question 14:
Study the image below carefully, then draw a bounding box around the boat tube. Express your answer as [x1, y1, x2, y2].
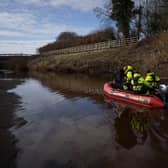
[104, 82, 165, 108]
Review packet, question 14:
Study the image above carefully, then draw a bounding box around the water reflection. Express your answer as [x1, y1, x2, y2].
[8, 72, 168, 168]
[10, 76, 111, 168]
[104, 97, 167, 148]
[30, 71, 106, 99]
[0, 69, 14, 78]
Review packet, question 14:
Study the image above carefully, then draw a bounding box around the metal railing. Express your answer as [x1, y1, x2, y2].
[41, 37, 138, 56]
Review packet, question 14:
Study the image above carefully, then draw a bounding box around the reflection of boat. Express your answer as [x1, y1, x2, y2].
[104, 96, 147, 113]
[104, 82, 165, 108]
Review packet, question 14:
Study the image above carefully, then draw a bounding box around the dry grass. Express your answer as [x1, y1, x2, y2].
[29, 32, 168, 77]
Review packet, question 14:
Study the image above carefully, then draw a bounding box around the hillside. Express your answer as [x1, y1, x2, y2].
[29, 32, 168, 78]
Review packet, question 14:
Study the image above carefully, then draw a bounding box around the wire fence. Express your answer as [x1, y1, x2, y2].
[41, 37, 138, 56]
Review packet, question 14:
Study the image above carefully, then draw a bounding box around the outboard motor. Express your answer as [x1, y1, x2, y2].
[159, 84, 168, 104]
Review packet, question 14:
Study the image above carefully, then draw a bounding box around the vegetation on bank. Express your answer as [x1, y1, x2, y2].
[29, 32, 168, 77]
[96, 0, 168, 37]
[39, 0, 168, 54]
[39, 28, 116, 53]
[31, 1, 168, 77]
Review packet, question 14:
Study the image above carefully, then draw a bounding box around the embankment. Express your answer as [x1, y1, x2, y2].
[29, 33, 168, 77]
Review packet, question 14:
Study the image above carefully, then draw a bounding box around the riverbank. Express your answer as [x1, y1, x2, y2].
[29, 32, 168, 77]
[0, 79, 23, 168]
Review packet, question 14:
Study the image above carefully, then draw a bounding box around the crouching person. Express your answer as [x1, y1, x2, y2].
[131, 72, 146, 94]
[144, 70, 160, 94]
[123, 65, 134, 90]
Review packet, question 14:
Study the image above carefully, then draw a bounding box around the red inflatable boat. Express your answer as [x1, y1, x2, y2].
[104, 82, 165, 108]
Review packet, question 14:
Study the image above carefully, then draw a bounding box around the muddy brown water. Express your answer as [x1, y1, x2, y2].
[0, 72, 168, 168]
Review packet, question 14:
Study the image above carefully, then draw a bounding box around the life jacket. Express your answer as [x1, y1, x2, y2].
[131, 73, 144, 92]
[145, 72, 160, 88]
[124, 65, 134, 83]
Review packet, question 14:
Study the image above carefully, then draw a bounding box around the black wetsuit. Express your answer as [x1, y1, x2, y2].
[114, 69, 124, 89]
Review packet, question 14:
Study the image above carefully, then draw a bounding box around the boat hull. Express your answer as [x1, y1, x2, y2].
[104, 82, 165, 108]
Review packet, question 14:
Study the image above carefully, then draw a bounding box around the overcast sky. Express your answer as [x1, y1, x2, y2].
[0, 0, 104, 54]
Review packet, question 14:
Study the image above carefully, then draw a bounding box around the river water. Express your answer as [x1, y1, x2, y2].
[1, 72, 168, 168]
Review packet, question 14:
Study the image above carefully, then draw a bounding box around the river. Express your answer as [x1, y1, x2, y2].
[0, 72, 168, 168]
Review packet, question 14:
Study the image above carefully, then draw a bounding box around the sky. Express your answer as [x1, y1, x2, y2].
[0, 0, 104, 54]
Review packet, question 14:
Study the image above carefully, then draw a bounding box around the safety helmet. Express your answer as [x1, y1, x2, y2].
[134, 72, 141, 78]
[123, 65, 133, 72]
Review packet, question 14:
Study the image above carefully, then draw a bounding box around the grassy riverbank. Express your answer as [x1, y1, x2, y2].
[29, 32, 168, 77]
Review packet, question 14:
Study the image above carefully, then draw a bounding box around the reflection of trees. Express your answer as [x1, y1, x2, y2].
[30, 71, 106, 102]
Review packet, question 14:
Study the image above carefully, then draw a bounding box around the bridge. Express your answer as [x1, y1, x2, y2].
[0, 53, 35, 57]
[0, 54, 38, 71]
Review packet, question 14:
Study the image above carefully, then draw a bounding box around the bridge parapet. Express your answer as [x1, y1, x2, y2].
[0, 54, 33, 57]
